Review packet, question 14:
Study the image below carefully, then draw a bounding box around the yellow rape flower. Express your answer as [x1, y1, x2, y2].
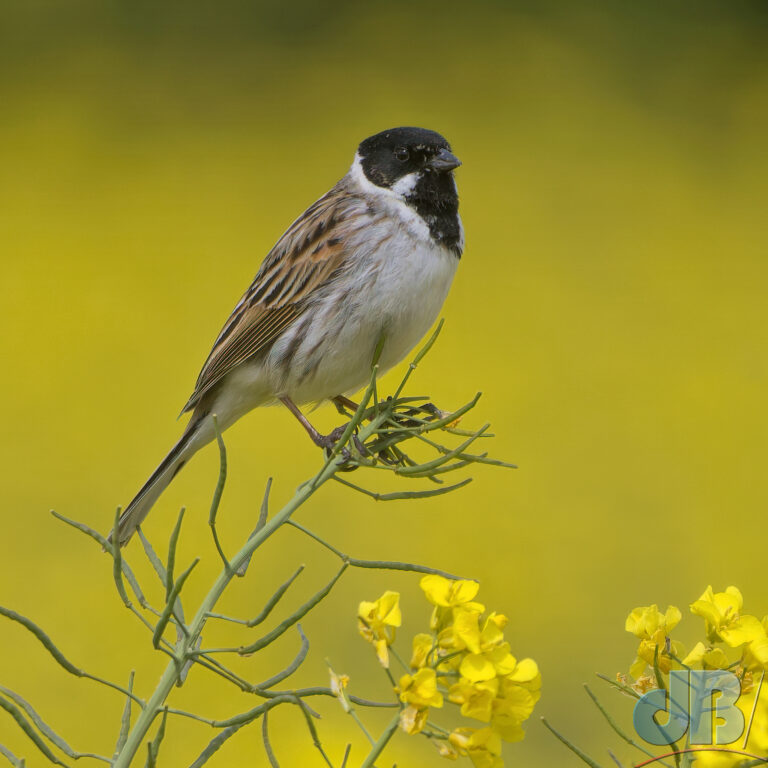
[681, 641, 729, 670]
[421, 575, 485, 632]
[449, 677, 499, 722]
[453, 611, 508, 654]
[459, 645, 517, 683]
[449, 727, 504, 768]
[410, 632, 434, 669]
[625, 604, 682, 639]
[505, 657, 542, 699]
[689, 586, 765, 647]
[690, 585, 742, 627]
[744, 633, 768, 672]
[490, 665, 541, 742]
[399, 667, 444, 709]
[399, 704, 429, 735]
[357, 591, 401, 668]
[492, 686, 536, 741]
[420, 575, 483, 608]
[397, 669, 443, 736]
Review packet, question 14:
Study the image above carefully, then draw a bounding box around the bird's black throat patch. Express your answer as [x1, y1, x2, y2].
[405, 171, 462, 256]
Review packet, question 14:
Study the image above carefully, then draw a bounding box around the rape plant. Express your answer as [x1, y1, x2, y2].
[348, 576, 540, 767]
[543, 585, 768, 768]
[0, 324, 528, 768]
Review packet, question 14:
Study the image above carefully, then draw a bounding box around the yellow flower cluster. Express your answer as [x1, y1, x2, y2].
[626, 586, 768, 684]
[358, 575, 540, 768]
[624, 585, 768, 766]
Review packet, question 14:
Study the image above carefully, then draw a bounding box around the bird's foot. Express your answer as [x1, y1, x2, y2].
[319, 424, 369, 468]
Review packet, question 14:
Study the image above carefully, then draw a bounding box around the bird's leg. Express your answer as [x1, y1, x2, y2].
[280, 396, 334, 448]
[332, 395, 359, 415]
[280, 396, 368, 457]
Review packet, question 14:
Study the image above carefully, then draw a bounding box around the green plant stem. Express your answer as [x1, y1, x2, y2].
[541, 717, 605, 768]
[360, 712, 401, 768]
[388, 646, 409, 673]
[347, 708, 375, 746]
[113, 412, 384, 768]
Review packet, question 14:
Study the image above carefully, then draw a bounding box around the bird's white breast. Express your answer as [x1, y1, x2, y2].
[277, 220, 458, 404]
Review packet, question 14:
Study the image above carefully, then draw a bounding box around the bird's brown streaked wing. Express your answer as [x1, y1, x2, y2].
[181, 184, 361, 413]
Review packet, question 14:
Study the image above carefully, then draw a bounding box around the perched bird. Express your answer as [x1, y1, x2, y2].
[112, 126, 463, 546]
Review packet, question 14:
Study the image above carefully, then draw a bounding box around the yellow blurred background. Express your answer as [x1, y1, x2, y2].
[2, 0, 768, 765]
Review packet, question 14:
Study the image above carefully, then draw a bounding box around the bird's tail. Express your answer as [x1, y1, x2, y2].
[109, 417, 211, 547]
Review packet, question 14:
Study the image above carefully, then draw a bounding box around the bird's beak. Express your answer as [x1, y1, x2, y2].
[428, 147, 462, 172]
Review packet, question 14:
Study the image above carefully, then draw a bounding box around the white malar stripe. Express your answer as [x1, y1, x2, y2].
[390, 171, 420, 197]
[348, 153, 431, 243]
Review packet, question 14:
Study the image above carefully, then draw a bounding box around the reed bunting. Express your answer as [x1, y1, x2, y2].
[112, 126, 463, 546]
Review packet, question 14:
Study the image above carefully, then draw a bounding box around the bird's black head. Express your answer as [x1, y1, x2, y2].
[355, 127, 463, 255]
[356, 126, 461, 189]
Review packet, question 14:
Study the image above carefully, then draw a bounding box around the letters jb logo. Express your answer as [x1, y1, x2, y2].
[634, 670, 744, 746]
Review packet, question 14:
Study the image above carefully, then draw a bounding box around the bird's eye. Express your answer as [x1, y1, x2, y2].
[394, 147, 409, 162]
